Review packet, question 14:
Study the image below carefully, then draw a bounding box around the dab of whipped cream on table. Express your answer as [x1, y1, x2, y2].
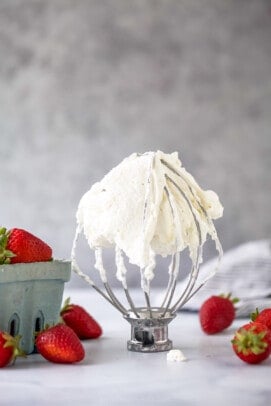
[75, 151, 223, 288]
[167, 349, 187, 362]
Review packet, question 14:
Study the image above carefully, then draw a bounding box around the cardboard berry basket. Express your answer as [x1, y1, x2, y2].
[0, 260, 71, 354]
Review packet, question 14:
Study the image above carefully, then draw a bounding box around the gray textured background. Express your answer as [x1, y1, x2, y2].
[1, 0, 270, 287]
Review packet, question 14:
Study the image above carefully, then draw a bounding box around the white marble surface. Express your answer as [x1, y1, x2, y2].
[1, 287, 270, 406]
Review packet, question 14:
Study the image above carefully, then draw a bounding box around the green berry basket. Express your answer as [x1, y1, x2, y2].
[0, 260, 71, 354]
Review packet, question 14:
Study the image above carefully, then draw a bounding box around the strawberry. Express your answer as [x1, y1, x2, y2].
[0, 227, 52, 264]
[199, 293, 238, 334]
[0, 331, 25, 367]
[251, 308, 271, 331]
[232, 321, 271, 364]
[61, 298, 102, 339]
[35, 324, 85, 364]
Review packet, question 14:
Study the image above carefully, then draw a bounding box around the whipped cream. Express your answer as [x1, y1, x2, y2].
[76, 151, 223, 286]
[167, 349, 187, 362]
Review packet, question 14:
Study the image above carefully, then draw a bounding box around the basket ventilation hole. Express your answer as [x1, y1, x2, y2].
[9, 319, 17, 336]
[35, 317, 42, 332]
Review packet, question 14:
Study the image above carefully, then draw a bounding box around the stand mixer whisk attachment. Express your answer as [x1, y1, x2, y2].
[71, 151, 223, 352]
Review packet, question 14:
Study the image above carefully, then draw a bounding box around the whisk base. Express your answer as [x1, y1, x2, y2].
[124, 307, 175, 353]
[127, 339, 173, 353]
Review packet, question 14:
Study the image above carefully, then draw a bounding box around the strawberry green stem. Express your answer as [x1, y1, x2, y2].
[0, 227, 16, 264]
[232, 327, 267, 355]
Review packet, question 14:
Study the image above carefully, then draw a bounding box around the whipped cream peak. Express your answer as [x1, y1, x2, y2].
[76, 151, 223, 284]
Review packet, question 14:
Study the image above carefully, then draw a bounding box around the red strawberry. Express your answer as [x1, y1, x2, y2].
[0, 227, 52, 264]
[61, 298, 102, 339]
[0, 331, 25, 367]
[251, 308, 271, 331]
[35, 324, 85, 364]
[232, 322, 271, 364]
[199, 293, 238, 334]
